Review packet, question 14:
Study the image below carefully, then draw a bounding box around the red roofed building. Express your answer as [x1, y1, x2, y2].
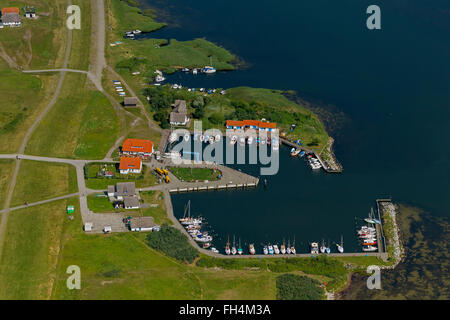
[119, 157, 142, 174]
[226, 120, 244, 129]
[2, 7, 19, 15]
[122, 139, 154, 158]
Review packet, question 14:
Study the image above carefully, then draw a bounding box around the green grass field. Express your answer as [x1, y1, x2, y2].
[26, 73, 119, 159]
[0, 159, 15, 209]
[11, 160, 78, 207]
[0, 198, 79, 299]
[169, 167, 221, 182]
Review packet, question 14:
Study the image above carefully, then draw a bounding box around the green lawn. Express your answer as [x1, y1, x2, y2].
[140, 190, 172, 225]
[85, 163, 158, 190]
[0, 159, 15, 209]
[169, 167, 221, 182]
[87, 194, 116, 213]
[0, 198, 79, 300]
[11, 160, 78, 207]
[26, 73, 119, 159]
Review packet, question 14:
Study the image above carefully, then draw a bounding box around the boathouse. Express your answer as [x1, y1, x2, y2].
[129, 216, 155, 232]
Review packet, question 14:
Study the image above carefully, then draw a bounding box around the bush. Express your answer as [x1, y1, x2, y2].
[146, 225, 198, 263]
[276, 274, 324, 300]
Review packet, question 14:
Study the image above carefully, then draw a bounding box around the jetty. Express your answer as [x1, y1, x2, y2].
[280, 137, 343, 173]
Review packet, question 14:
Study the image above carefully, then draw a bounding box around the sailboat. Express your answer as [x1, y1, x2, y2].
[273, 244, 280, 255]
[231, 236, 237, 255]
[263, 245, 269, 255]
[203, 56, 217, 74]
[337, 235, 344, 253]
[237, 238, 243, 255]
[320, 239, 326, 254]
[325, 240, 331, 254]
[291, 236, 296, 254]
[268, 245, 274, 255]
[365, 207, 381, 224]
[280, 239, 286, 254]
[286, 239, 292, 254]
[225, 236, 231, 255]
[249, 244, 256, 255]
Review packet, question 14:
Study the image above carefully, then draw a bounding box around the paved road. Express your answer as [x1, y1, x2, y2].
[0, 193, 80, 214]
[0, 0, 74, 262]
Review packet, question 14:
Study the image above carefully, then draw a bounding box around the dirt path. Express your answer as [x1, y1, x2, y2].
[0, 42, 19, 69]
[0, 0, 74, 263]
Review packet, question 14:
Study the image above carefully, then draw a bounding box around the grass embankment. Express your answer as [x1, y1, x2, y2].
[67, 0, 92, 70]
[26, 73, 120, 159]
[10, 160, 78, 207]
[169, 167, 221, 182]
[0, 159, 15, 209]
[84, 162, 158, 190]
[276, 274, 324, 300]
[0, 198, 79, 300]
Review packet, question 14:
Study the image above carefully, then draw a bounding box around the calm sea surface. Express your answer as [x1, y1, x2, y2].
[138, 0, 449, 272]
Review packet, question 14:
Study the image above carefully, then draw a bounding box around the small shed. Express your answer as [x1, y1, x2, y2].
[124, 196, 140, 210]
[124, 97, 138, 107]
[103, 226, 112, 233]
[84, 222, 93, 232]
[67, 205, 75, 214]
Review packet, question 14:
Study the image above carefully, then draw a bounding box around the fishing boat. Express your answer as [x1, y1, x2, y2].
[291, 237, 296, 254]
[249, 244, 256, 255]
[237, 238, 243, 255]
[290, 148, 300, 157]
[280, 240, 286, 254]
[274, 245, 280, 255]
[310, 242, 319, 254]
[211, 247, 219, 253]
[337, 235, 344, 253]
[225, 237, 231, 255]
[268, 245, 274, 255]
[362, 245, 377, 252]
[231, 236, 237, 255]
[263, 246, 269, 255]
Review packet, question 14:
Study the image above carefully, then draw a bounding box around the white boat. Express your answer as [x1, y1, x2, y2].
[199, 135, 205, 142]
[326, 247, 331, 254]
[182, 68, 190, 72]
[291, 237, 296, 254]
[268, 245, 274, 255]
[155, 75, 165, 82]
[184, 133, 190, 141]
[193, 68, 198, 75]
[273, 245, 280, 255]
[247, 136, 253, 145]
[320, 240, 326, 254]
[203, 66, 216, 74]
[290, 148, 300, 156]
[237, 239, 243, 255]
[220, 90, 226, 95]
[231, 236, 237, 255]
[239, 136, 246, 146]
[133, 29, 141, 34]
[263, 246, 269, 255]
[230, 135, 237, 145]
[215, 134, 221, 142]
[280, 241, 286, 254]
[310, 242, 319, 254]
[362, 245, 377, 252]
[249, 244, 256, 255]
[195, 234, 213, 243]
[211, 247, 219, 253]
[225, 237, 231, 255]
[286, 239, 291, 254]
[337, 235, 344, 253]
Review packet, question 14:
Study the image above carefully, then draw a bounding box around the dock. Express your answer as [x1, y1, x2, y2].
[280, 137, 343, 173]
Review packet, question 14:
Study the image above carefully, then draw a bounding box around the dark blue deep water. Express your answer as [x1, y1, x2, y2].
[139, 1, 450, 255]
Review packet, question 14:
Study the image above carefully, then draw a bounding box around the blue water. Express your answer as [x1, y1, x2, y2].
[140, 0, 450, 254]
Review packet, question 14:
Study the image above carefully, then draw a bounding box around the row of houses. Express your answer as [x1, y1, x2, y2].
[226, 119, 277, 132]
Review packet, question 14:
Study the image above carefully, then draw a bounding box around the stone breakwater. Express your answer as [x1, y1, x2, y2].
[380, 201, 405, 270]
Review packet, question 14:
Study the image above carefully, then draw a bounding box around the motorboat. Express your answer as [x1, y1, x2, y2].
[203, 66, 216, 74]
[263, 246, 269, 255]
[194, 234, 212, 243]
[337, 235, 344, 253]
[155, 75, 165, 82]
[363, 245, 377, 252]
[211, 247, 219, 253]
[182, 68, 190, 72]
[193, 68, 198, 75]
[230, 135, 237, 145]
[249, 244, 256, 255]
[310, 242, 319, 254]
[291, 148, 300, 156]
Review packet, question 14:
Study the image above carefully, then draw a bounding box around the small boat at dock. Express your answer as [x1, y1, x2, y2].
[280, 240, 286, 254]
[337, 235, 344, 253]
[225, 236, 231, 255]
[249, 244, 256, 255]
[310, 242, 319, 254]
[291, 237, 296, 254]
[268, 245, 274, 255]
[286, 239, 291, 254]
[273, 245, 280, 255]
[237, 238, 243, 255]
[231, 236, 237, 255]
[290, 148, 300, 157]
[263, 246, 269, 255]
[211, 247, 219, 253]
[363, 245, 377, 252]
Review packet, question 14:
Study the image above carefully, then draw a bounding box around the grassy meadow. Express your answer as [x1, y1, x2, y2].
[0, 159, 15, 209]
[169, 167, 221, 182]
[25, 73, 119, 159]
[11, 160, 78, 207]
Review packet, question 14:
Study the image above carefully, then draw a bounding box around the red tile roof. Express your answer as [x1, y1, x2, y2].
[2, 7, 19, 15]
[258, 121, 277, 129]
[226, 120, 277, 129]
[226, 120, 244, 127]
[119, 157, 142, 170]
[122, 139, 153, 154]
